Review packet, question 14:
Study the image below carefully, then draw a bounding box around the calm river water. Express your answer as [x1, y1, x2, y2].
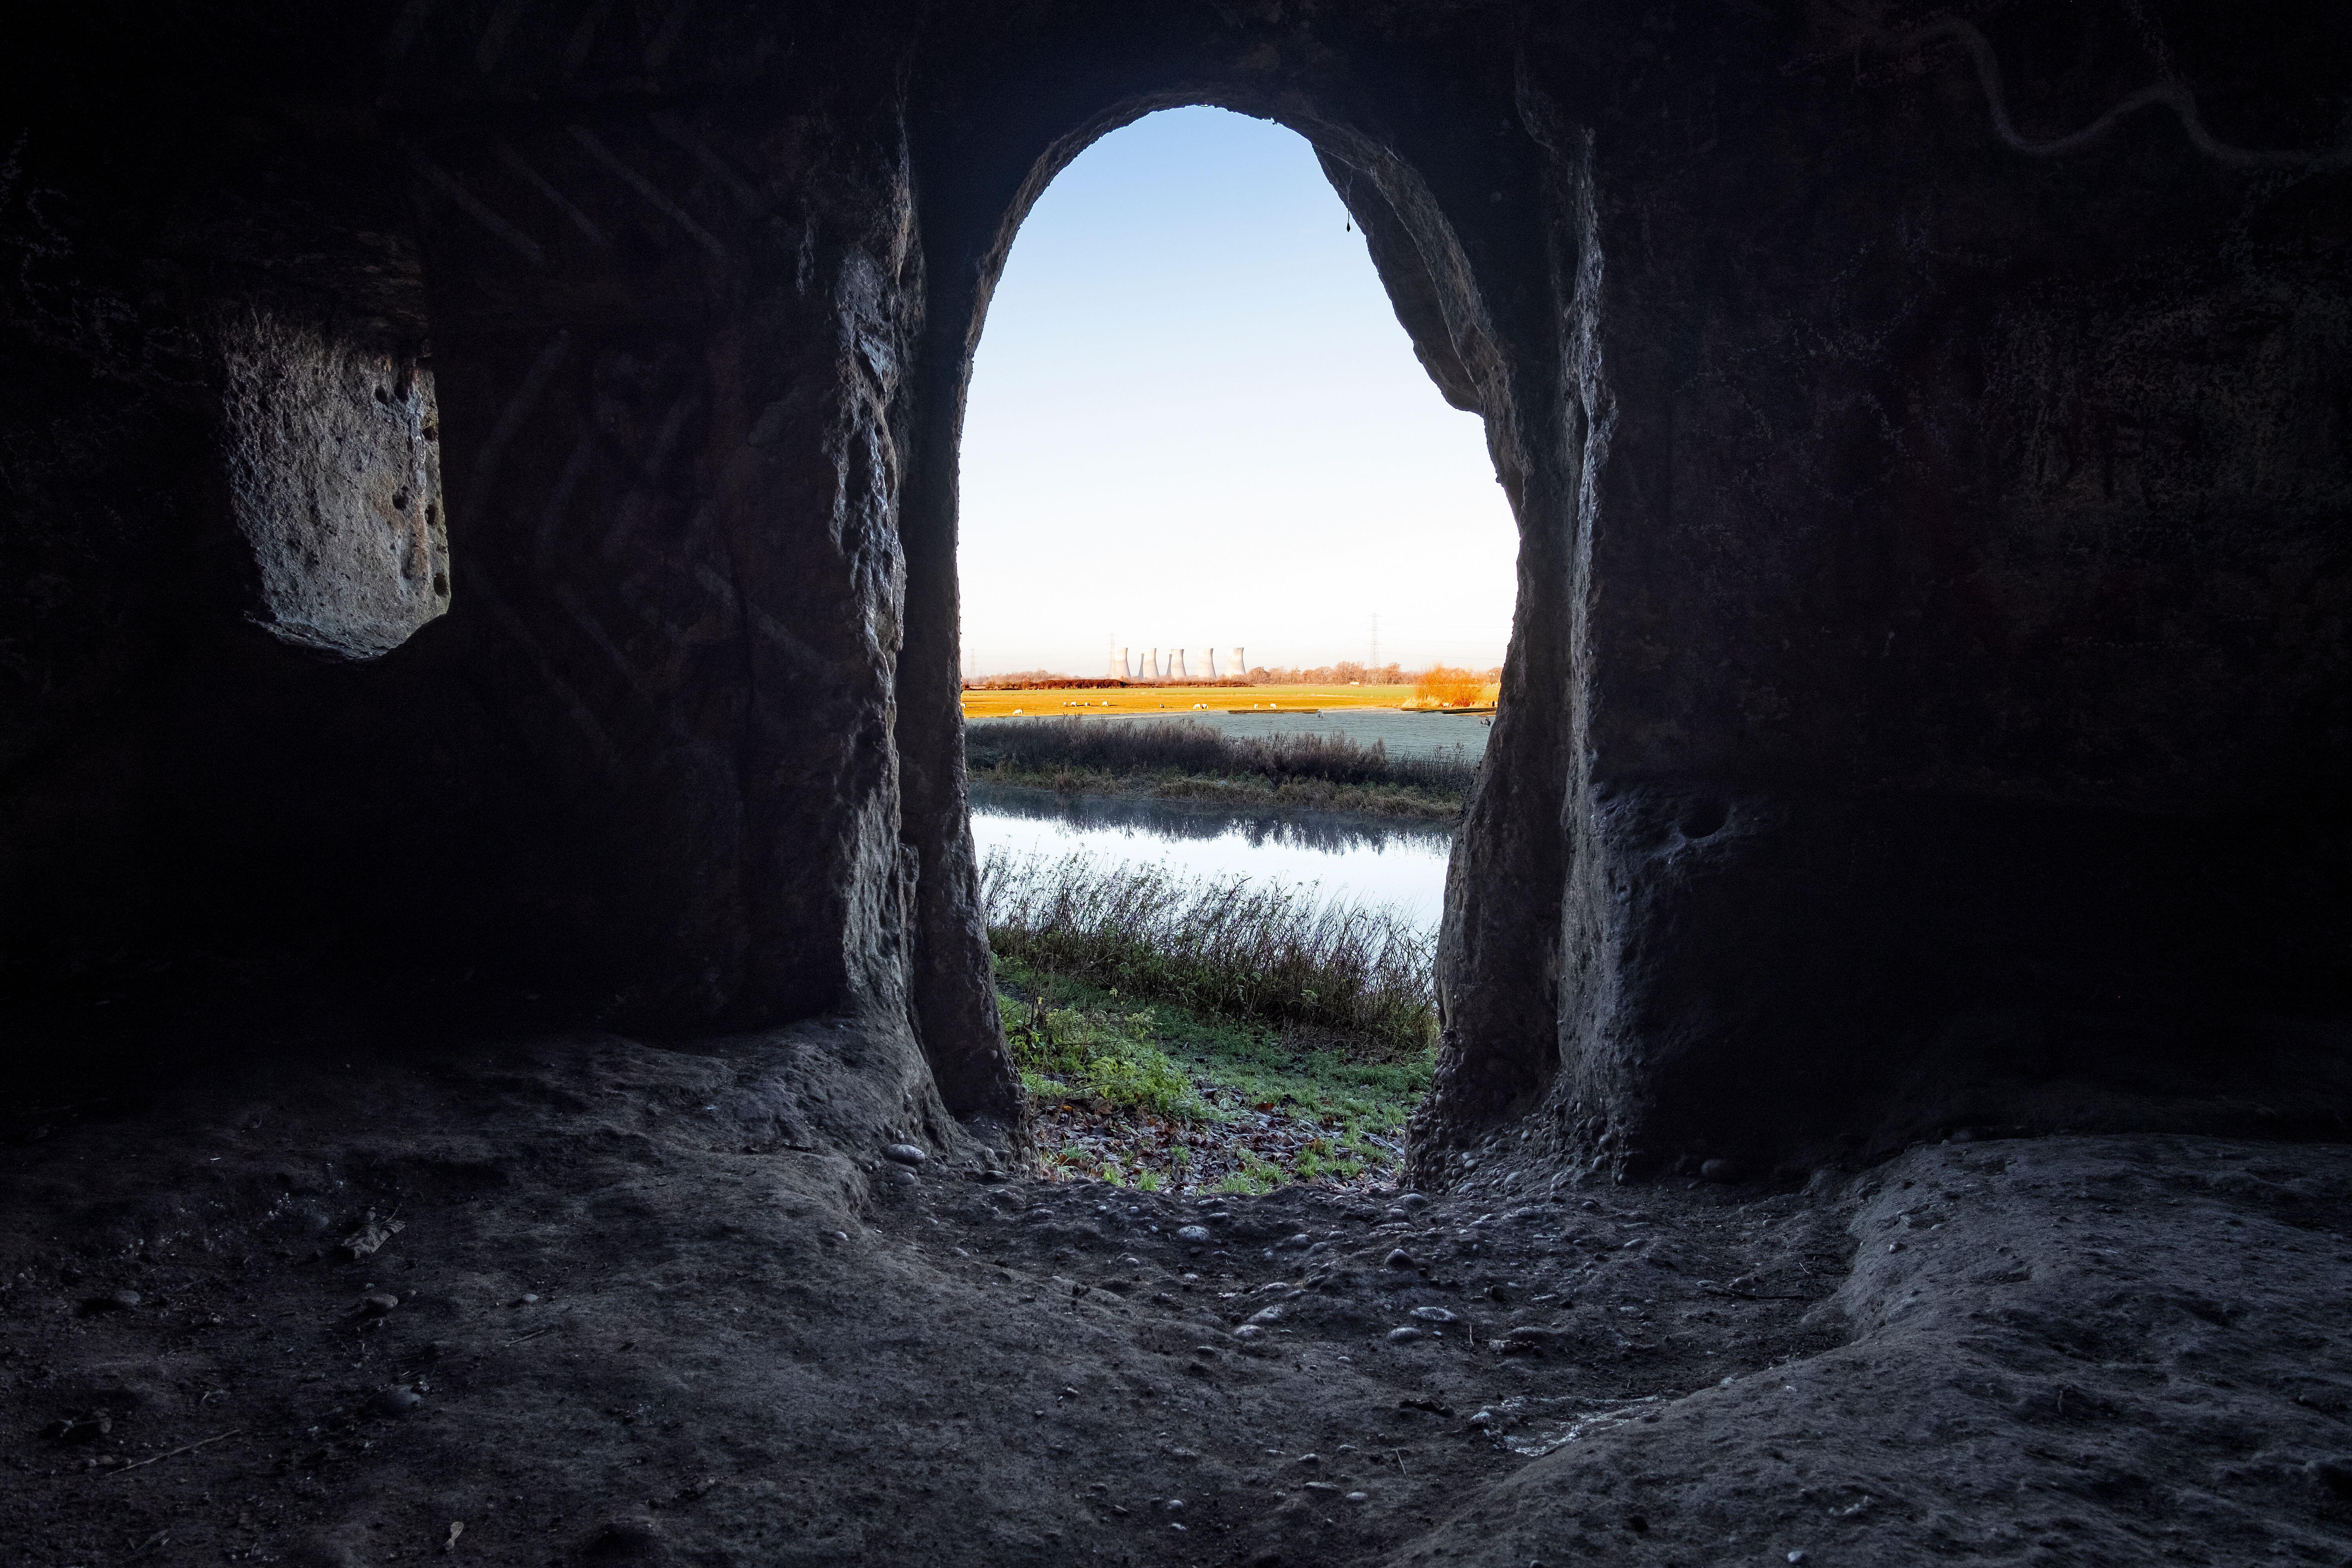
[967, 786, 1454, 927]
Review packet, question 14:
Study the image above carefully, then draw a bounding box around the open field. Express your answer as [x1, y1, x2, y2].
[960, 681, 1415, 718]
[981, 705, 1494, 766]
[965, 716, 1475, 818]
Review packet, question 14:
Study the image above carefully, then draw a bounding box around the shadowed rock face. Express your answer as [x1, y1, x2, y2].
[0, 3, 2347, 1172]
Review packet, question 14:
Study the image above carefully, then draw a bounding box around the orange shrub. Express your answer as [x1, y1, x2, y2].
[1412, 665, 1494, 707]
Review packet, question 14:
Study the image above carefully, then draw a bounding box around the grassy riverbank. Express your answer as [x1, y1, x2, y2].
[980, 846, 1437, 1055]
[995, 957, 1434, 1194]
[966, 717, 1474, 821]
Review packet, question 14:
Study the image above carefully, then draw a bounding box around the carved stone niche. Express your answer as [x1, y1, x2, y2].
[213, 307, 450, 659]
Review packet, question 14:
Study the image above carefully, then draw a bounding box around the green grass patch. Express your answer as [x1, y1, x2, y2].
[997, 955, 1435, 1193]
[1004, 997, 1207, 1121]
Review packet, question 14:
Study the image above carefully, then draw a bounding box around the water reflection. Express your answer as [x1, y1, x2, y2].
[967, 784, 1453, 926]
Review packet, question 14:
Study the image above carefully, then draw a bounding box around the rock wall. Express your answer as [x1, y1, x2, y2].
[1499, 3, 2352, 1180]
[0, 2, 2344, 1170]
[213, 306, 448, 659]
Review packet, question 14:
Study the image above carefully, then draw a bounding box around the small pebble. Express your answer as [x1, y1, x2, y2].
[372, 1385, 423, 1419]
[362, 1293, 400, 1316]
[1399, 1194, 1429, 1210]
[514, 1294, 540, 1306]
[1176, 1225, 1212, 1243]
[1293, 1453, 1321, 1467]
[883, 1143, 927, 1166]
[1345, 1491, 1368, 1503]
[1387, 1326, 1423, 1343]
[887, 1167, 918, 1186]
[1787, 1553, 1809, 1565]
[1233, 1324, 1264, 1341]
[1382, 1249, 1416, 1269]
[1409, 1306, 1458, 1324]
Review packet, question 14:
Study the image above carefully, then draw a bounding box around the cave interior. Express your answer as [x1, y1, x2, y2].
[2, 3, 2348, 1564]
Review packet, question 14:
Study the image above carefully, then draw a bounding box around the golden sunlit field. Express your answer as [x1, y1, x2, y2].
[960, 683, 1420, 719]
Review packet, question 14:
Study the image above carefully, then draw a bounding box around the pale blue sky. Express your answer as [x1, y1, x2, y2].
[956, 107, 1517, 677]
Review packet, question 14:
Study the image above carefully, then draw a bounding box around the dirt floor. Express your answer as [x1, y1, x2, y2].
[4, 1016, 2350, 1566]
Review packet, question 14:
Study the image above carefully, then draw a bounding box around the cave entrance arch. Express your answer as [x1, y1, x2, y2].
[893, 72, 1590, 1185]
[949, 104, 1517, 1189]
[955, 107, 1511, 701]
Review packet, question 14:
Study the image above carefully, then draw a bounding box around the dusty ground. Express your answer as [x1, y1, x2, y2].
[4, 1017, 2349, 1566]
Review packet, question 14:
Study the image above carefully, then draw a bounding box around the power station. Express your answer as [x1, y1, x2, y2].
[1103, 645, 1247, 681]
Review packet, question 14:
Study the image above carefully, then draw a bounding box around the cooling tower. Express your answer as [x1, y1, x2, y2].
[1226, 647, 1245, 679]
[1109, 647, 1130, 680]
[1141, 648, 1160, 680]
[1167, 648, 1188, 680]
[1201, 648, 1219, 679]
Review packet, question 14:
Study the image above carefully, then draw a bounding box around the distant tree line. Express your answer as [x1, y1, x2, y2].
[1235, 661, 1409, 685]
[963, 661, 1501, 691]
[961, 673, 1143, 690]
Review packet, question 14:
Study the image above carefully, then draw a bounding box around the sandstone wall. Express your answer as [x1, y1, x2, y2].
[0, 1, 2343, 1168]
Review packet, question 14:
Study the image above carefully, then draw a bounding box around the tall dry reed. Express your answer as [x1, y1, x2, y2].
[979, 848, 1437, 1058]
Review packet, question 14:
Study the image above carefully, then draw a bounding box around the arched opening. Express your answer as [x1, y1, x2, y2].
[948, 107, 1516, 1192]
